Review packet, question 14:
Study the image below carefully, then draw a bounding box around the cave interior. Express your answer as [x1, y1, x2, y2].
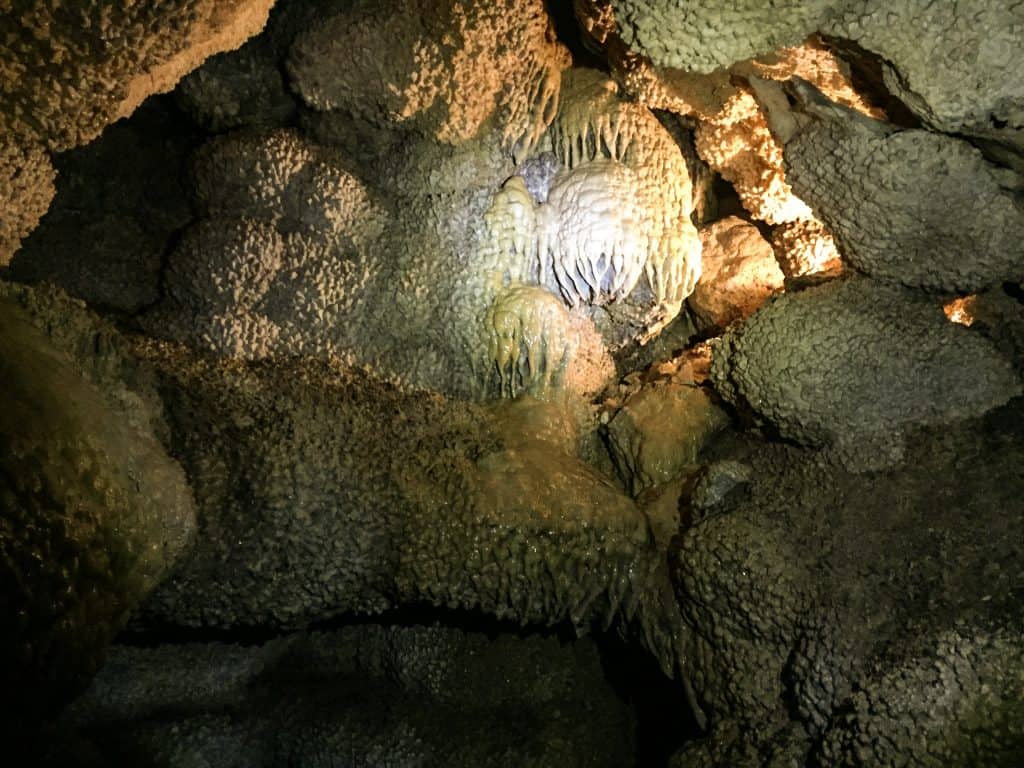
[1, 1, 1023, 766]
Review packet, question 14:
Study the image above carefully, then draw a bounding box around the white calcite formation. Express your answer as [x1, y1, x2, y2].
[548, 70, 703, 337]
[483, 68, 702, 370]
[542, 159, 649, 307]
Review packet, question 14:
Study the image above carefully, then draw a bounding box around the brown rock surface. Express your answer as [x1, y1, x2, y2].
[689, 217, 784, 332]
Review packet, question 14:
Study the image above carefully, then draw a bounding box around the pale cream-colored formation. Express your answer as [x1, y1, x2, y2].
[484, 176, 541, 285]
[695, 88, 813, 225]
[486, 284, 578, 399]
[482, 67, 702, 375]
[542, 159, 649, 306]
[548, 70, 702, 336]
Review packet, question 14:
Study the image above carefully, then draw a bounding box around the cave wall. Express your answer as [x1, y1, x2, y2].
[1, 1, 1023, 766]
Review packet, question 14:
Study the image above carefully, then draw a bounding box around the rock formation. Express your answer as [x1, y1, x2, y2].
[2, 0, 1023, 765]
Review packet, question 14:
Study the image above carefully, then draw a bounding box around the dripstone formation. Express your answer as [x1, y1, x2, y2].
[2, 0, 1022, 765]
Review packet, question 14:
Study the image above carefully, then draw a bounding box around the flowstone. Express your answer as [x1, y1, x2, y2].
[480, 68, 703, 355]
[551, 70, 703, 334]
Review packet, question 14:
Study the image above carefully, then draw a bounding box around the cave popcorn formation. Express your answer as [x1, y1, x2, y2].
[3, 0, 1024, 765]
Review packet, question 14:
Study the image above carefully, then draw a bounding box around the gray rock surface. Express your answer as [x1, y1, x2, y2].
[609, 0, 836, 73]
[711, 277, 1021, 470]
[46, 626, 634, 767]
[772, 85, 1024, 293]
[830, 1, 1024, 153]
[673, 400, 1024, 765]
[130, 340, 675, 666]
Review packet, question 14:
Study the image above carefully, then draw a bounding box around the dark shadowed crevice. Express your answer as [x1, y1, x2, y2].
[544, 0, 608, 69]
[816, 35, 921, 129]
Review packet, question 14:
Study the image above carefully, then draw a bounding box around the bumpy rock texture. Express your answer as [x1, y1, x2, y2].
[287, 0, 570, 157]
[43, 625, 634, 768]
[771, 84, 1024, 293]
[609, 0, 835, 73]
[673, 402, 1024, 766]
[129, 339, 671, 651]
[4, 0, 1024, 765]
[689, 217, 784, 332]
[6, 99, 198, 310]
[0, 139, 55, 267]
[607, 0, 1024, 158]
[0, 284, 196, 722]
[0, 0, 276, 152]
[0, 0, 281, 282]
[711, 278, 1021, 470]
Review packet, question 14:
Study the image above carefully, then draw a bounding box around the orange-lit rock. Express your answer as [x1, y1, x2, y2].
[944, 296, 977, 327]
[1, 0, 276, 152]
[0, 139, 55, 266]
[288, 0, 571, 157]
[689, 217, 784, 333]
[771, 218, 843, 278]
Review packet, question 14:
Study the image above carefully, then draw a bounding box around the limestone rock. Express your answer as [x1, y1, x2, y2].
[674, 407, 1024, 764]
[710, 277, 1021, 471]
[689, 217, 784, 333]
[0, 0, 276, 152]
[176, 37, 296, 132]
[607, 382, 729, 495]
[46, 627, 634, 767]
[770, 218, 841, 278]
[777, 89, 1024, 293]
[817, 626, 1024, 766]
[689, 460, 753, 519]
[0, 285, 195, 720]
[287, 0, 570, 157]
[0, 139, 55, 267]
[604, 1, 1024, 154]
[6, 101, 197, 311]
[609, 0, 836, 73]
[131, 346, 663, 647]
[694, 88, 814, 226]
[830, 1, 1024, 153]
